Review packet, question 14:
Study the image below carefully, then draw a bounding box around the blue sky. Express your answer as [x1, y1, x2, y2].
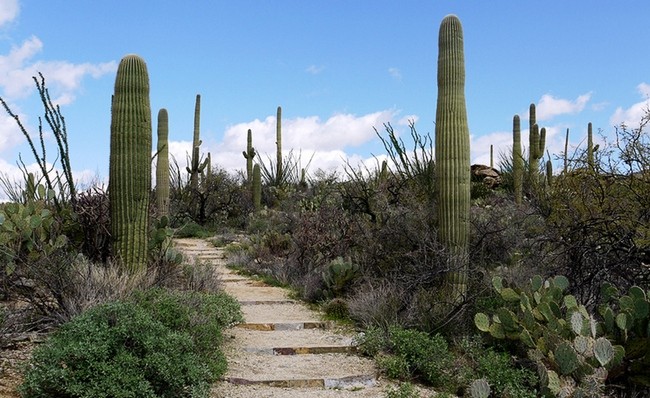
[1, 1, 649, 200]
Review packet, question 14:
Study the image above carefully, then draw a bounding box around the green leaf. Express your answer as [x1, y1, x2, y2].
[594, 337, 614, 366]
[531, 275, 543, 291]
[616, 312, 632, 331]
[563, 294, 578, 309]
[489, 323, 505, 339]
[474, 313, 490, 332]
[29, 215, 42, 229]
[553, 275, 570, 291]
[555, 342, 579, 375]
[629, 286, 646, 301]
[600, 282, 619, 302]
[492, 276, 503, 292]
[500, 288, 520, 302]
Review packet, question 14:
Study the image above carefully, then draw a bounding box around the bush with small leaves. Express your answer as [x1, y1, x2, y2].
[19, 301, 214, 398]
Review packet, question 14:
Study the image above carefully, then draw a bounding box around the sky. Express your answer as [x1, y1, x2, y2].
[1, 1, 649, 200]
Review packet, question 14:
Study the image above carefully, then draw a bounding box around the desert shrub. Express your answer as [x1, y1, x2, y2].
[458, 337, 538, 398]
[348, 283, 406, 329]
[384, 382, 419, 398]
[169, 166, 250, 229]
[357, 326, 453, 388]
[68, 186, 111, 263]
[130, 288, 242, 377]
[19, 301, 214, 398]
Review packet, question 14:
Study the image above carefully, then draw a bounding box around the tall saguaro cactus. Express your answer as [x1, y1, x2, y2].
[513, 114, 523, 204]
[109, 54, 152, 272]
[242, 128, 256, 182]
[275, 106, 283, 184]
[528, 123, 546, 181]
[587, 122, 594, 170]
[435, 15, 471, 303]
[252, 163, 261, 212]
[187, 94, 208, 189]
[156, 108, 170, 216]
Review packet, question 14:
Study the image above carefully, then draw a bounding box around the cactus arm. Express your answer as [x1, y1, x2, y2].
[513, 114, 523, 204]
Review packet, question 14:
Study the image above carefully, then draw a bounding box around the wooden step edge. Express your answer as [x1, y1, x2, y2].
[236, 321, 331, 331]
[242, 345, 356, 355]
[238, 299, 297, 305]
[224, 374, 377, 389]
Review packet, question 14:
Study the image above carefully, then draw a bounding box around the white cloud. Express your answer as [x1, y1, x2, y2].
[535, 92, 592, 121]
[159, 110, 403, 180]
[0, 36, 117, 104]
[0, 0, 19, 28]
[388, 67, 402, 81]
[305, 64, 325, 75]
[610, 82, 650, 127]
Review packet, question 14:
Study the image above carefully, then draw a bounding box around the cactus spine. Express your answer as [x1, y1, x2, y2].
[276, 106, 283, 183]
[252, 163, 261, 211]
[435, 15, 471, 303]
[156, 108, 170, 216]
[187, 94, 208, 189]
[109, 54, 151, 272]
[242, 128, 256, 182]
[513, 115, 523, 204]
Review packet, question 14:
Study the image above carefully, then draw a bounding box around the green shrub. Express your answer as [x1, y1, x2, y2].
[357, 326, 453, 387]
[388, 326, 452, 386]
[384, 382, 419, 398]
[130, 288, 243, 376]
[19, 301, 212, 398]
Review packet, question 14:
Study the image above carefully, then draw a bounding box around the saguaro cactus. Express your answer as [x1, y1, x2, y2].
[187, 94, 208, 189]
[435, 14, 471, 303]
[156, 108, 170, 216]
[242, 128, 256, 182]
[528, 123, 546, 181]
[252, 163, 261, 211]
[587, 122, 594, 170]
[109, 54, 152, 272]
[563, 128, 570, 174]
[276, 106, 283, 183]
[513, 114, 523, 204]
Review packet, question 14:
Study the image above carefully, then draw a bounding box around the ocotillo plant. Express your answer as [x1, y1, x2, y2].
[252, 163, 261, 211]
[109, 54, 152, 272]
[513, 114, 523, 204]
[242, 128, 256, 182]
[276, 106, 283, 184]
[435, 14, 471, 304]
[187, 94, 208, 189]
[156, 108, 170, 216]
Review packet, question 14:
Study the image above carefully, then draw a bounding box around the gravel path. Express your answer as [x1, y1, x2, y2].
[173, 238, 401, 398]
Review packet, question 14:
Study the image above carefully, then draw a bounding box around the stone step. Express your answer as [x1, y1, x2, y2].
[237, 321, 331, 331]
[224, 374, 376, 389]
[238, 299, 297, 305]
[222, 281, 292, 302]
[243, 346, 356, 355]
[223, 352, 376, 386]
[240, 303, 321, 324]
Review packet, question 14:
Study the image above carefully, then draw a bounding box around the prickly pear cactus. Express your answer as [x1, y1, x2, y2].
[434, 14, 471, 304]
[474, 274, 623, 395]
[109, 54, 152, 272]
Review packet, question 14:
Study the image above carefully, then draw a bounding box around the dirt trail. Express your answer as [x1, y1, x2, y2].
[173, 238, 393, 398]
